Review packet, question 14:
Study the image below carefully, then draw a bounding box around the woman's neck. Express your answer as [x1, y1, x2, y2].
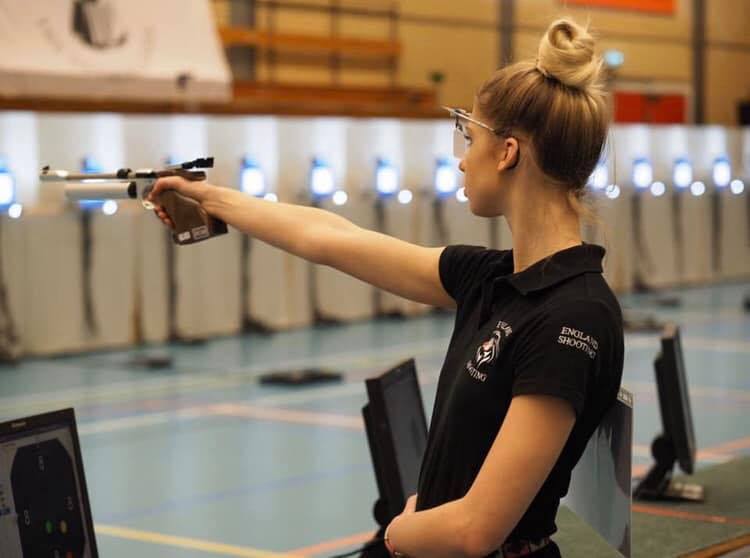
[505, 191, 583, 274]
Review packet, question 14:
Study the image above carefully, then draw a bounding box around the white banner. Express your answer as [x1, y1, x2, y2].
[0, 0, 231, 102]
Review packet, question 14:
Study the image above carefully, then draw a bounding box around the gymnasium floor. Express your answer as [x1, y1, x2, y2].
[1, 282, 749, 557]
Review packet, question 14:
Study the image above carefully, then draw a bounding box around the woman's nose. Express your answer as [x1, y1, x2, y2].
[458, 158, 466, 173]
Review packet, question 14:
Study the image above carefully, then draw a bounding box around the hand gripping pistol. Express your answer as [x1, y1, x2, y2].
[39, 157, 228, 245]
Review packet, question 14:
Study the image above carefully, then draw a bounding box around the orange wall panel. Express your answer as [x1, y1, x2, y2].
[564, 0, 675, 14]
[614, 91, 686, 123]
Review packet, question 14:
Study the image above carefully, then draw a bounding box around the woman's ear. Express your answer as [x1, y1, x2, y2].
[496, 137, 520, 172]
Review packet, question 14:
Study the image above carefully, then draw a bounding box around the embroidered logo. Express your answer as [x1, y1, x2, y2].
[557, 326, 599, 360]
[466, 320, 512, 382]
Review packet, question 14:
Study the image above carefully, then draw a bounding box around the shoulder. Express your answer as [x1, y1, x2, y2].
[439, 246, 512, 302]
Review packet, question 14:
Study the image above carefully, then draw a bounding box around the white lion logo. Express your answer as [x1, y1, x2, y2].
[475, 329, 502, 368]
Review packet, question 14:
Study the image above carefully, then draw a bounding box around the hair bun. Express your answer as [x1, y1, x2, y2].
[537, 18, 602, 91]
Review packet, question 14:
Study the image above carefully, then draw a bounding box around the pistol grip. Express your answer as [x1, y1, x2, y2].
[158, 190, 228, 245]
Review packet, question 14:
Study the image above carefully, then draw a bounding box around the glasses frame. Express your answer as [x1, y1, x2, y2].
[442, 106, 502, 159]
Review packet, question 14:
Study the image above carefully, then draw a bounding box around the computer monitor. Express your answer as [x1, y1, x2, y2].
[564, 387, 633, 558]
[0, 408, 98, 557]
[362, 358, 428, 530]
[634, 323, 703, 502]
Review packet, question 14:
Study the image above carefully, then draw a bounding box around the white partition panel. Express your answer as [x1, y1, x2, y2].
[9, 211, 85, 355]
[0, 112, 38, 205]
[641, 126, 685, 287]
[0, 112, 37, 358]
[682, 127, 716, 284]
[171, 116, 241, 338]
[0, 215, 26, 359]
[346, 118, 412, 318]
[603, 126, 640, 293]
[34, 113, 134, 353]
[207, 116, 277, 331]
[123, 115, 174, 343]
[311, 117, 375, 322]
[718, 128, 749, 279]
[124, 115, 241, 340]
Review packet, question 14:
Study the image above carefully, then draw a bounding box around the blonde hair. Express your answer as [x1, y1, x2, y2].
[476, 18, 608, 223]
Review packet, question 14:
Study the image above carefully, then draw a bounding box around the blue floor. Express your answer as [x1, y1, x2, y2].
[1, 282, 749, 557]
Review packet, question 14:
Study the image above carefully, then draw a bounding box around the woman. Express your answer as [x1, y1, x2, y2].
[148, 17, 624, 558]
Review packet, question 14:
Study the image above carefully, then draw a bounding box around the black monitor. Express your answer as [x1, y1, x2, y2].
[0, 408, 99, 557]
[362, 358, 428, 531]
[634, 323, 703, 502]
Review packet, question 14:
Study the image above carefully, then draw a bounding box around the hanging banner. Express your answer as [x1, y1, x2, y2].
[0, 0, 232, 102]
[564, 0, 675, 14]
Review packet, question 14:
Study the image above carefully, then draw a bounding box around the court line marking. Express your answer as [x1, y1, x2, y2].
[208, 403, 364, 430]
[95, 523, 300, 557]
[681, 533, 750, 558]
[288, 530, 375, 556]
[632, 505, 750, 527]
[699, 436, 750, 456]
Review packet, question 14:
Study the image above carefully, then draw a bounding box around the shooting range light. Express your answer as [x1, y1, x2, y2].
[605, 184, 621, 200]
[332, 190, 348, 206]
[240, 157, 266, 197]
[375, 158, 399, 197]
[8, 203, 22, 219]
[730, 179, 745, 195]
[435, 157, 458, 197]
[603, 49, 625, 70]
[690, 181, 706, 197]
[650, 181, 666, 197]
[673, 157, 693, 189]
[456, 187, 469, 203]
[0, 158, 15, 208]
[588, 162, 608, 190]
[310, 157, 335, 198]
[263, 192, 279, 202]
[397, 189, 413, 205]
[101, 200, 119, 216]
[632, 157, 653, 189]
[712, 156, 731, 188]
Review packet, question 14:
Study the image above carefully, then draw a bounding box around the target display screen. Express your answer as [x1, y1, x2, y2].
[0, 410, 97, 557]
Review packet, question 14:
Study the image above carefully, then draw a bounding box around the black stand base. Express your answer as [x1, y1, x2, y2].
[634, 478, 705, 502]
[633, 435, 705, 503]
[258, 368, 343, 386]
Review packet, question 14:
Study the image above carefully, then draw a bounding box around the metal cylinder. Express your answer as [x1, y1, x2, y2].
[64, 181, 136, 200]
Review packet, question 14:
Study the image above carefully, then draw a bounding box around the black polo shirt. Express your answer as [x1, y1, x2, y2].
[415, 243, 624, 546]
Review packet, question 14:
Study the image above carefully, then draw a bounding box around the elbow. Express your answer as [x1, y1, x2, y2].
[462, 530, 501, 558]
[455, 501, 505, 558]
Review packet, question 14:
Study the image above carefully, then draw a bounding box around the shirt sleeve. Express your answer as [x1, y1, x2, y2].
[438, 245, 494, 304]
[510, 299, 618, 416]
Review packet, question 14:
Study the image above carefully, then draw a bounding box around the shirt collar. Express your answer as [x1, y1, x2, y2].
[504, 243, 605, 295]
[478, 244, 605, 326]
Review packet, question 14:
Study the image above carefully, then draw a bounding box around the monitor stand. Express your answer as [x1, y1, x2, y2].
[633, 435, 704, 502]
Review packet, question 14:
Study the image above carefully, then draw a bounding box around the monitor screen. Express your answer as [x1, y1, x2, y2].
[364, 358, 428, 522]
[655, 323, 696, 474]
[0, 409, 98, 558]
